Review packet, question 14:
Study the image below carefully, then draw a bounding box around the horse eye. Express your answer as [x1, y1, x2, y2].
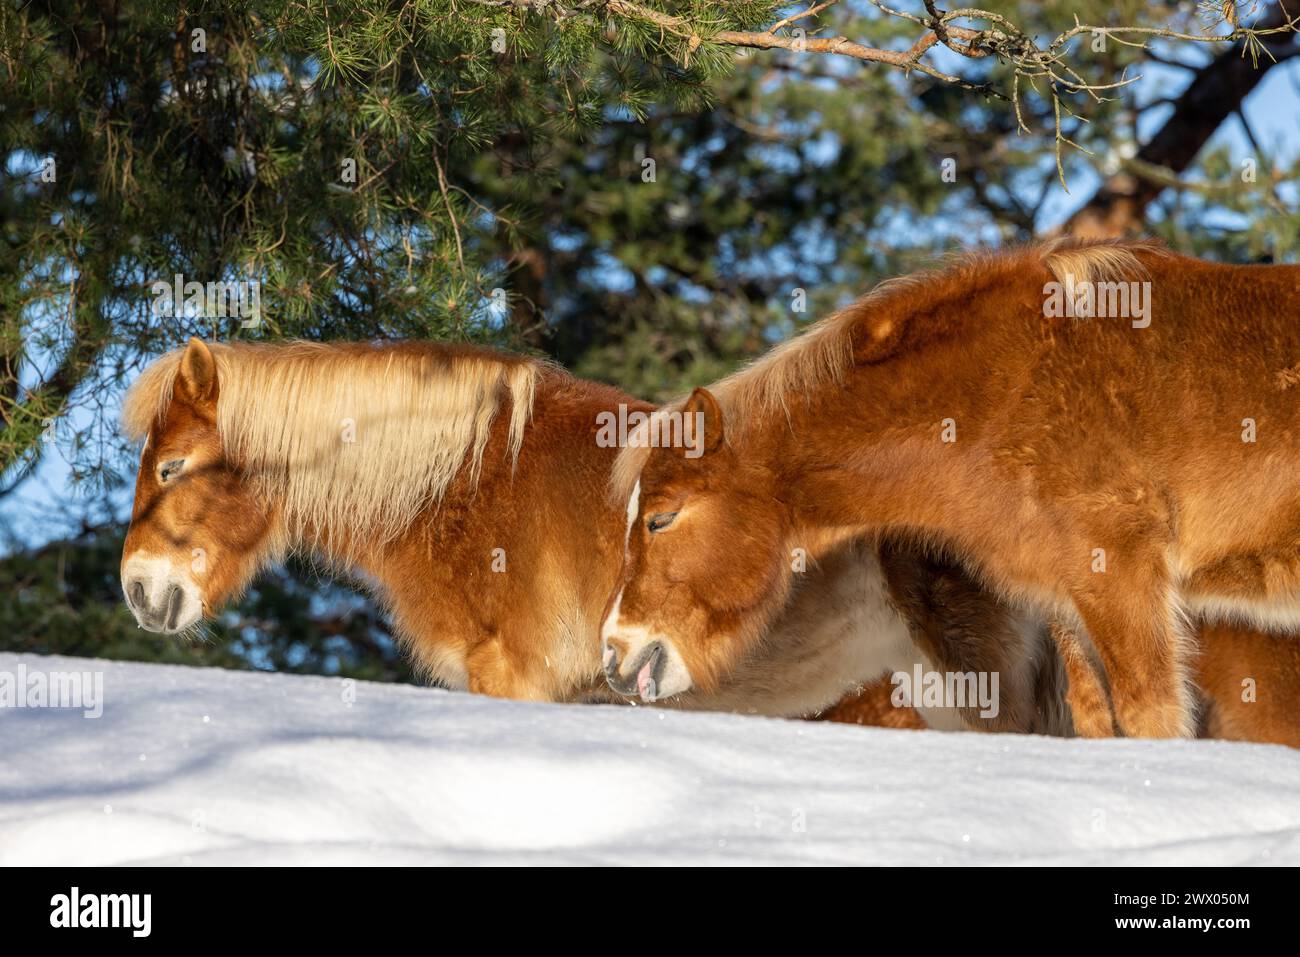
[159, 459, 185, 483]
[647, 511, 679, 533]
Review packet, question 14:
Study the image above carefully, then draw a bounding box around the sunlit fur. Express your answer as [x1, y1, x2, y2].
[1194, 621, 1300, 747]
[608, 239, 1300, 739]
[123, 340, 540, 548]
[610, 239, 1163, 502]
[121, 338, 1041, 716]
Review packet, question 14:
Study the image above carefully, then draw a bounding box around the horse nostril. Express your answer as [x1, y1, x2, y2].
[602, 645, 618, 676]
[128, 580, 146, 612]
[164, 584, 184, 631]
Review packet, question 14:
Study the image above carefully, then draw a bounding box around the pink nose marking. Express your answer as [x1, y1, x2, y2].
[637, 660, 657, 702]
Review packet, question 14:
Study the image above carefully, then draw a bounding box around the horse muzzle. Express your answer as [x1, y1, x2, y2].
[121, 555, 204, 634]
[602, 636, 693, 703]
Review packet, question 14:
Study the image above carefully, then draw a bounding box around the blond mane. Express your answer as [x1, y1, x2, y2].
[123, 340, 545, 543]
[609, 239, 1166, 505]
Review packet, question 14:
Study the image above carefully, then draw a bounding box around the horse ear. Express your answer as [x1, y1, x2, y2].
[683, 387, 725, 455]
[177, 337, 217, 405]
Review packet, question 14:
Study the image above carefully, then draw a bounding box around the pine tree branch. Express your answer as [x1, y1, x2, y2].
[1064, 0, 1300, 237]
[0, 264, 110, 494]
[466, 0, 1298, 180]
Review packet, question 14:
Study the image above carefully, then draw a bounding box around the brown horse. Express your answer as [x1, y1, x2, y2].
[603, 239, 1300, 738]
[122, 337, 1058, 721]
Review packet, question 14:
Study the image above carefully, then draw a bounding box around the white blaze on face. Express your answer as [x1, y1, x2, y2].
[601, 478, 693, 702]
[602, 478, 639, 657]
[623, 479, 640, 548]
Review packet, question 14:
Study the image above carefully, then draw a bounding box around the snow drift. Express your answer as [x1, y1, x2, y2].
[1, 652, 1297, 865]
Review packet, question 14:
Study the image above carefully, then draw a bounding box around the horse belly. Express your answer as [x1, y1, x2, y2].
[1177, 468, 1300, 632]
[1186, 591, 1300, 635]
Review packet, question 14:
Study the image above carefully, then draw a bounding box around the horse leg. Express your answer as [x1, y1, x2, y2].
[1195, 619, 1300, 748]
[814, 675, 928, 729]
[1068, 560, 1194, 738]
[1047, 621, 1115, 738]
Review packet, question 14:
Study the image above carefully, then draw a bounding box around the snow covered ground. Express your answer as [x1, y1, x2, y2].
[2, 652, 1298, 865]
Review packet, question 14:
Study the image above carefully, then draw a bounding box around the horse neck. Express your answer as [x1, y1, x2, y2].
[745, 324, 1011, 545]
